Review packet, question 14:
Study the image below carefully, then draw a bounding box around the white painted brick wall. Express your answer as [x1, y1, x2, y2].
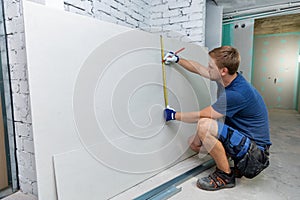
[63, 0, 206, 44]
[150, 0, 206, 46]
[64, 0, 151, 29]
[3, 0, 37, 196]
[2, 0, 206, 197]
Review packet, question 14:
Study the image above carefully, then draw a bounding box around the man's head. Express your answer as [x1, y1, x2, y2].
[209, 46, 240, 75]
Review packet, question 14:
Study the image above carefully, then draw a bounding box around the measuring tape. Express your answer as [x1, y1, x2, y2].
[160, 35, 169, 108]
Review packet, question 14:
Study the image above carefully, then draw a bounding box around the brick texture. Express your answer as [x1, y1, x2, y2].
[150, 0, 206, 45]
[3, 0, 37, 196]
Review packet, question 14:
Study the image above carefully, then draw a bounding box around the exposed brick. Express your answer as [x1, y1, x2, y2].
[19, 180, 33, 194]
[188, 27, 203, 35]
[166, 30, 185, 39]
[115, 0, 125, 5]
[17, 151, 31, 167]
[151, 4, 168, 13]
[152, 12, 163, 19]
[151, 18, 169, 26]
[163, 23, 183, 31]
[130, 10, 144, 22]
[108, 0, 120, 10]
[182, 4, 204, 14]
[152, 0, 162, 6]
[8, 48, 26, 64]
[185, 34, 203, 42]
[10, 64, 27, 80]
[15, 122, 33, 138]
[19, 80, 30, 94]
[4, 0, 21, 20]
[16, 135, 23, 151]
[12, 94, 31, 123]
[5, 17, 24, 35]
[189, 12, 203, 21]
[32, 182, 38, 196]
[126, 16, 139, 27]
[182, 20, 204, 28]
[19, 166, 37, 181]
[66, 3, 90, 16]
[168, 1, 190, 10]
[64, 0, 85, 10]
[101, 12, 118, 24]
[23, 139, 35, 154]
[132, 0, 148, 8]
[162, 9, 181, 18]
[149, 25, 163, 33]
[116, 20, 130, 27]
[169, 15, 189, 24]
[110, 7, 126, 20]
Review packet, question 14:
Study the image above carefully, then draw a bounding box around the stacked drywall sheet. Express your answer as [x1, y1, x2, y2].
[23, 2, 210, 199]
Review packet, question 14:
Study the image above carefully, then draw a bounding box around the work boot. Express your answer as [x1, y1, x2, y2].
[231, 166, 243, 178]
[196, 168, 235, 191]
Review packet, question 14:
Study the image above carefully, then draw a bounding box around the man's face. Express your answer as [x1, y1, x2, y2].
[208, 57, 222, 81]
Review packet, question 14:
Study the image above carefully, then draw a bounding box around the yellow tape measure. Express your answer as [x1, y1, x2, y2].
[160, 35, 169, 108]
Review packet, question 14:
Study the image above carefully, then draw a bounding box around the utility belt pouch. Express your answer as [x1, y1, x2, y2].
[236, 142, 270, 179]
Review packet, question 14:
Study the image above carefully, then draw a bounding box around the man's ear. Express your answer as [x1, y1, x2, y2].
[220, 67, 228, 76]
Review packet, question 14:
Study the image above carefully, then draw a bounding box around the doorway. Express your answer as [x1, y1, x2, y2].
[222, 13, 300, 110]
[252, 14, 300, 110]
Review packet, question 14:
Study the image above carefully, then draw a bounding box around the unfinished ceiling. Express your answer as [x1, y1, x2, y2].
[210, 0, 300, 22]
[213, 0, 300, 13]
[254, 12, 300, 34]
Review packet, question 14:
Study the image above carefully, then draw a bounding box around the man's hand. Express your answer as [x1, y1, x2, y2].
[163, 52, 179, 65]
[164, 106, 176, 121]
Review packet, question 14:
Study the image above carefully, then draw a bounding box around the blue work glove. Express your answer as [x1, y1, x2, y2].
[164, 106, 176, 121]
[164, 52, 179, 65]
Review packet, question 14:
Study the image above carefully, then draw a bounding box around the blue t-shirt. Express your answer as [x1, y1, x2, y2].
[212, 73, 272, 147]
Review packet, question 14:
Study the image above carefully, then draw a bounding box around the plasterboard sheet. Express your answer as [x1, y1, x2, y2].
[23, 1, 210, 200]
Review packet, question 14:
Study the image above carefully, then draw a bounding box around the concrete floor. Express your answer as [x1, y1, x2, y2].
[1, 191, 37, 200]
[2, 109, 300, 200]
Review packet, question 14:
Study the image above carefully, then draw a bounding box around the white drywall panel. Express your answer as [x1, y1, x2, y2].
[23, 2, 210, 200]
[23, 2, 130, 199]
[44, 0, 64, 10]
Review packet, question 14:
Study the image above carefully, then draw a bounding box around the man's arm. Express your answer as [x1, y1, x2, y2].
[177, 58, 210, 79]
[174, 106, 224, 123]
[163, 52, 210, 79]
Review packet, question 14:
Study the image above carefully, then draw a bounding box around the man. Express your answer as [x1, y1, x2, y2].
[163, 46, 271, 191]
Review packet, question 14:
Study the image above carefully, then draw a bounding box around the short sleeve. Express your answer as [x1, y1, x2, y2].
[212, 90, 247, 117]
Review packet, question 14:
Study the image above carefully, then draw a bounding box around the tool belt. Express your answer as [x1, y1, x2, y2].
[235, 141, 270, 179]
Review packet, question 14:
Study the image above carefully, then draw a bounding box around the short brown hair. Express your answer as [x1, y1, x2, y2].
[209, 46, 240, 75]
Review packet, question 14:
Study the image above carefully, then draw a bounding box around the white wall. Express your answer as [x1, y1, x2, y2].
[205, 1, 223, 50]
[3, 0, 206, 196]
[45, 0, 64, 10]
[232, 19, 255, 82]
